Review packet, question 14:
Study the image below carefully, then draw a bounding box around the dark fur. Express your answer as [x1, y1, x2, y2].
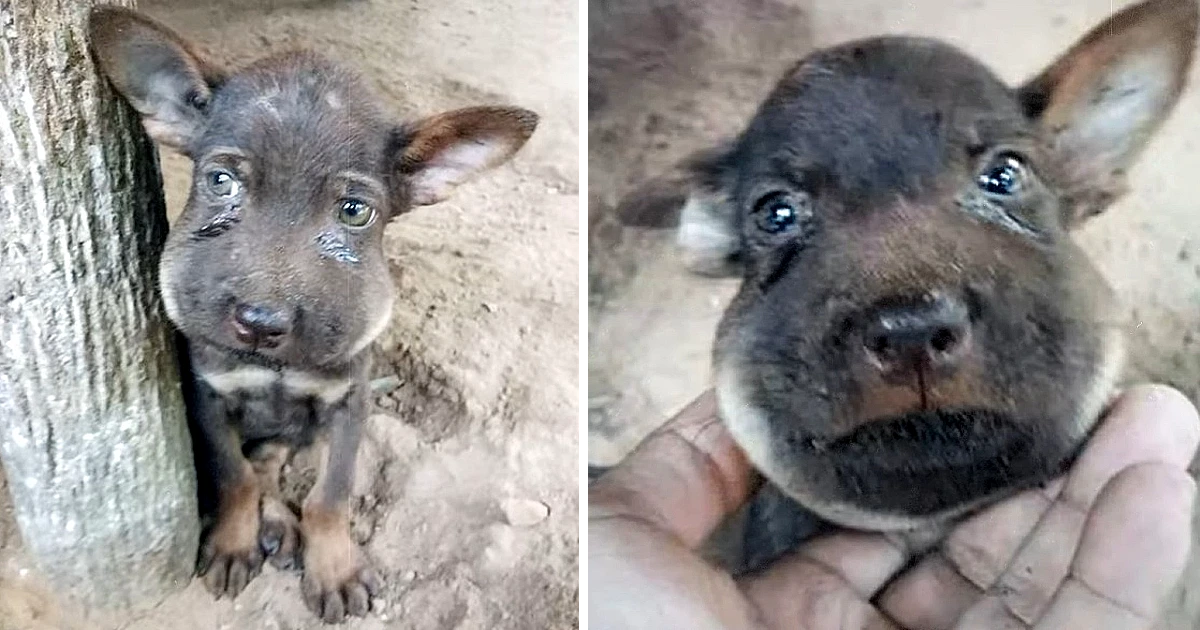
[615, 0, 1197, 569]
[89, 6, 537, 622]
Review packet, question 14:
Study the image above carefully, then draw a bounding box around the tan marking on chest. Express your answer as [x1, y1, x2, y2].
[199, 367, 352, 403]
[199, 366, 278, 393]
[281, 371, 353, 404]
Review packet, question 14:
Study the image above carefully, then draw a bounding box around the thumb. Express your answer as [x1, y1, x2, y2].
[589, 390, 759, 548]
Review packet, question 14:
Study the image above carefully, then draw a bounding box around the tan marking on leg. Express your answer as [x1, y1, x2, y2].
[211, 464, 263, 553]
[301, 506, 359, 588]
[199, 463, 266, 598]
[298, 441, 379, 622]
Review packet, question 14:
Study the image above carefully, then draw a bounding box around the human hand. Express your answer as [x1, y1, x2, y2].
[589, 385, 1200, 629]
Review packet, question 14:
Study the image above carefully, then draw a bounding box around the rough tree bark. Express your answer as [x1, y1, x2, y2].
[0, 0, 198, 610]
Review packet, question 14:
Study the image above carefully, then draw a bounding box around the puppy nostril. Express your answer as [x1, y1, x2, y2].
[930, 327, 958, 353]
[856, 293, 972, 375]
[866, 334, 891, 357]
[232, 303, 293, 343]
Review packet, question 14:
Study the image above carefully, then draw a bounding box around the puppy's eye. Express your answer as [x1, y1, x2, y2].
[976, 153, 1027, 196]
[206, 170, 240, 197]
[754, 192, 811, 234]
[337, 198, 376, 228]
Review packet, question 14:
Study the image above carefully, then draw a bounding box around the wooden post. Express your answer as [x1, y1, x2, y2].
[0, 0, 198, 610]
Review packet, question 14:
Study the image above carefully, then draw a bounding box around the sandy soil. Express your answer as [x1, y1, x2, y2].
[588, 0, 1200, 627]
[0, 0, 579, 628]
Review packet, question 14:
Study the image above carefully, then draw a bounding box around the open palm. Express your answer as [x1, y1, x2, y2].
[590, 385, 1199, 630]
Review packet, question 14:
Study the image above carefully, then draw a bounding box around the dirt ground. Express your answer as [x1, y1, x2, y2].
[588, 0, 1200, 627]
[0, 0, 578, 629]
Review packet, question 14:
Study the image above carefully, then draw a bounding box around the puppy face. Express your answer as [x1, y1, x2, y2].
[90, 8, 537, 367]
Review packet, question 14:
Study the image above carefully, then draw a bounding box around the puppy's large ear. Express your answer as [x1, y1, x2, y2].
[88, 7, 224, 152]
[1019, 0, 1197, 225]
[394, 106, 538, 206]
[614, 144, 741, 277]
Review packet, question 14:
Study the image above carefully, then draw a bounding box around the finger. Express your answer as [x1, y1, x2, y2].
[992, 384, 1199, 623]
[741, 557, 901, 630]
[591, 518, 761, 630]
[944, 477, 1064, 589]
[590, 390, 758, 549]
[952, 463, 1197, 630]
[877, 479, 1063, 629]
[589, 391, 764, 629]
[1034, 462, 1196, 630]
[789, 532, 910, 597]
[739, 532, 909, 630]
[1057, 385, 1199, 510]
[878, 384, 1198, 628]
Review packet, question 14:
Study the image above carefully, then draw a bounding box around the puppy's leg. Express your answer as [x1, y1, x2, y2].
[247, 442, 301, 570]
[192, 381, 265, 599]
[299, 388, 381, 623]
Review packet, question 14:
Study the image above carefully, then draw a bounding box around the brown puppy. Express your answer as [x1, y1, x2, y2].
[616, 0, 1197, 569]
[88, 7, 537, 622]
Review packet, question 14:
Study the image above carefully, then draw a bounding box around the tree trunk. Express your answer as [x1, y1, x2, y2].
[0, 0, 198, 611]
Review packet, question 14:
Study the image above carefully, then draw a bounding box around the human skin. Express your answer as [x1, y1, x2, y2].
[589, 384, 1200, 630]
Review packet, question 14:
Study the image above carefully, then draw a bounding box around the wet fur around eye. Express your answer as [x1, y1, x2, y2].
[191, 206, 241, 240]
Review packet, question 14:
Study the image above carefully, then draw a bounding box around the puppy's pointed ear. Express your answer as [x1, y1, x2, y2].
[89, 7, 224, 152]
[614, 143, 741, 277]
[393, 106, 538, 206]
[1019, 0, 1197, 225]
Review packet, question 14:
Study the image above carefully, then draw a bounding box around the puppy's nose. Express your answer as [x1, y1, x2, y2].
[232, 303, 293, 348]
[860, 293, 971, 378]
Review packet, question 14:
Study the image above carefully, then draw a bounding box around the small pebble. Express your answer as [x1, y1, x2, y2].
[370, 375, 402, 393]
[501, 498, 550, 527]
[482, 302, 495, 313]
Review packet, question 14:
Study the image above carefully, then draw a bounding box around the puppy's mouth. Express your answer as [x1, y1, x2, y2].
[794, 407, 1075, 516]
[811, 408, 1037, 471]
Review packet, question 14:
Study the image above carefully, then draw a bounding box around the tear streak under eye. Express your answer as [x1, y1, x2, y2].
[315, 232, 361, 265]
[191, 207, 241, 240]
[958, 195, 1042, 240]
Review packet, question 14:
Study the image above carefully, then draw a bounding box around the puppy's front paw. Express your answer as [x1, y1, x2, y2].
[301, 513, 381, 623]
[197, 495, 265, 599]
